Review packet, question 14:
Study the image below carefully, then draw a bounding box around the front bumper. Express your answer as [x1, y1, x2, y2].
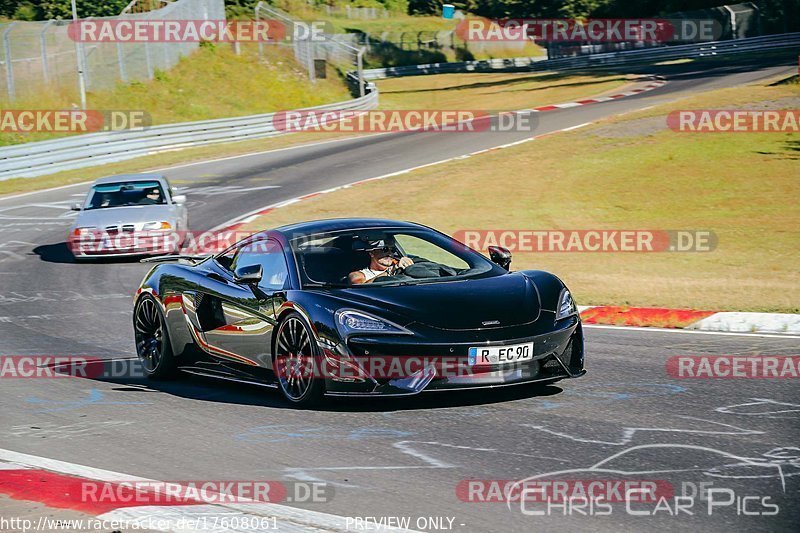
[68, 233, 179, 257]
[323, 315, 585, 397]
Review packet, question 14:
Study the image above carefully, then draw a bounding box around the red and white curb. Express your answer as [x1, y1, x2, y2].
[685, 311, 800, 334]
[0, 76, 667, 208]
[525, 75, 667, 112]
[579, 306, 800, 335]
[0, 448, 418, 533]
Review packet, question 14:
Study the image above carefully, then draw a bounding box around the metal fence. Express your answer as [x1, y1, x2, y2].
[0, 90, 378, 180]
[0, 0, 225, 103]
[529, 31, 800, 72]
[254, 2, 365, 94]
[322, 6, 389, 20]
[359, 32, 800, 80]
[2, 31, 796, 181]
[546, 1, 761, 59]
[362, 29, 531, 57]
[362, 30, 447, 51]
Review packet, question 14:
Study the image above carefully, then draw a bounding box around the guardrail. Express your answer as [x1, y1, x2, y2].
[360, 33, 800, 80]
[0, 91, 378, 180]
[2, 32, 796, 181]
[532, 32, 800, 71]
[360, 56, 546, 80]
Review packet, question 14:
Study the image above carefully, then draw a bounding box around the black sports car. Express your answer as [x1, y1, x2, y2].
[133, 218, 585, 406]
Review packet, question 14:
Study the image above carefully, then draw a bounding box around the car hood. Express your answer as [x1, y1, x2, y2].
[72, 205, 175, 228]
[329, 273, 541, 330]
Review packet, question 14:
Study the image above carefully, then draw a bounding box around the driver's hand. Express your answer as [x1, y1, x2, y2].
[397, 256, 414, 269]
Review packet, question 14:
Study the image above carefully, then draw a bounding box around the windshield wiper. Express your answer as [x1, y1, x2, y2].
[376, 276, 465, 287]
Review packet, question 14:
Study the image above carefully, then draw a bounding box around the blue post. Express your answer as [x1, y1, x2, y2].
[442, 4, 455, 20]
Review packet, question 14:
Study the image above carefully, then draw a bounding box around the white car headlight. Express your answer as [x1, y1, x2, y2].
[72, 226, 96, 237]
[556, 290, 577, 320]
[335, 309, 410, 336]
[142, 221, 172, 230]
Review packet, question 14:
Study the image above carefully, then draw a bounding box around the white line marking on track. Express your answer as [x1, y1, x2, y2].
[561, 122, 592, 132]
[209, 157, 487, 231]
[584, 324, 800, 339]
[0, 462, 28, 470]
[208, 80, 667, 234]
[505, 442, 794, 507]
[211, 80, 668, 234]
[0, 136, 383, 204]
[209, 118, 605, 233]
[0, 447, 415, 532]
[716, 398, 800, 417]
[0, 181, 97, 202]
[523, 416, 762, 446]
[1, 76, 666, 205]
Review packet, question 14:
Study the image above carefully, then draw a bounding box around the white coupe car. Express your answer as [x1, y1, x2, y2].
[67, 173, 188, 259]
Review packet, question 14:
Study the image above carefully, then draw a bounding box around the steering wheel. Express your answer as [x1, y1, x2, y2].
[387, 262, 406, 276]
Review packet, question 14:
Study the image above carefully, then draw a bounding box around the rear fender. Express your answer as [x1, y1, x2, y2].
[134, 264, 199, 359]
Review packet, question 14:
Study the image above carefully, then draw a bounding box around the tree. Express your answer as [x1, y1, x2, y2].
[755, 0, 800, 33]
[13, 1, 41, 19]
[408, 0, 444, 15]
[38, 0, 130, 20]
[0, 0, 21, 17]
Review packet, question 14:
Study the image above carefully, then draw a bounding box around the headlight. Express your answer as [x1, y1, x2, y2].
[335, 309, 410, 336]
[556, 289, 577, 320]
[72, 226, 95, 237]
[143, 221, 172, 230]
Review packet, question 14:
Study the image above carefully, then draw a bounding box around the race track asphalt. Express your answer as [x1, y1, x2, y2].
[0, 56, 797, 532]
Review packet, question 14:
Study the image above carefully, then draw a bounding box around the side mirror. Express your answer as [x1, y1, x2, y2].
[71, 203, 82, 211]
[488, 245, 512, 270]
[234, 264, 262, 285]
[172, 194, 187, 205]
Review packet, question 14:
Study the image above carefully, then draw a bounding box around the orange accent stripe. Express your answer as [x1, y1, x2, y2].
[187, 322, 258, 366]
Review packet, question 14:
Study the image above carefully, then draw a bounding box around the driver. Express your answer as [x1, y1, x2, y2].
[142, 187, 164, 205]
[349, 239, 413, 285]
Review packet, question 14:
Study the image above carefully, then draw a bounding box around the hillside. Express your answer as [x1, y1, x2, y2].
[0, 43, 351, 146]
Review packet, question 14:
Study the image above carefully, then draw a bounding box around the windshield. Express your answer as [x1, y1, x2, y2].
[85, 181, 166, 210]
[291, 228, 502, 288]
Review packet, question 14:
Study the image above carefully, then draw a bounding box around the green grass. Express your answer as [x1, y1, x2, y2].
[272, 0, 543, 65]
[376, 70, 632, 110]
[240, 76, 800, 313]
[0, 44, 350, 146]
[0, 70, 630, 196]
[272, 1, 452, 34]
[327, 14, 455, 35]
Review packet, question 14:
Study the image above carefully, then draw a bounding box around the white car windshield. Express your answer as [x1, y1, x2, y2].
[85, 181, 166, 210]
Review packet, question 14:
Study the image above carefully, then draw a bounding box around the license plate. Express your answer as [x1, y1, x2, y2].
[468, 342, 534, 366]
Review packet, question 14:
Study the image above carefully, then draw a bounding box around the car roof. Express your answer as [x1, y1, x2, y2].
[271, 218, 426, 239]
[92, 173, 167, 186]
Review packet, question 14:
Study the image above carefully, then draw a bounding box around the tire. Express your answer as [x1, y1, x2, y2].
[133, 294, 178, 379]
[273, 312, 325, 407]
